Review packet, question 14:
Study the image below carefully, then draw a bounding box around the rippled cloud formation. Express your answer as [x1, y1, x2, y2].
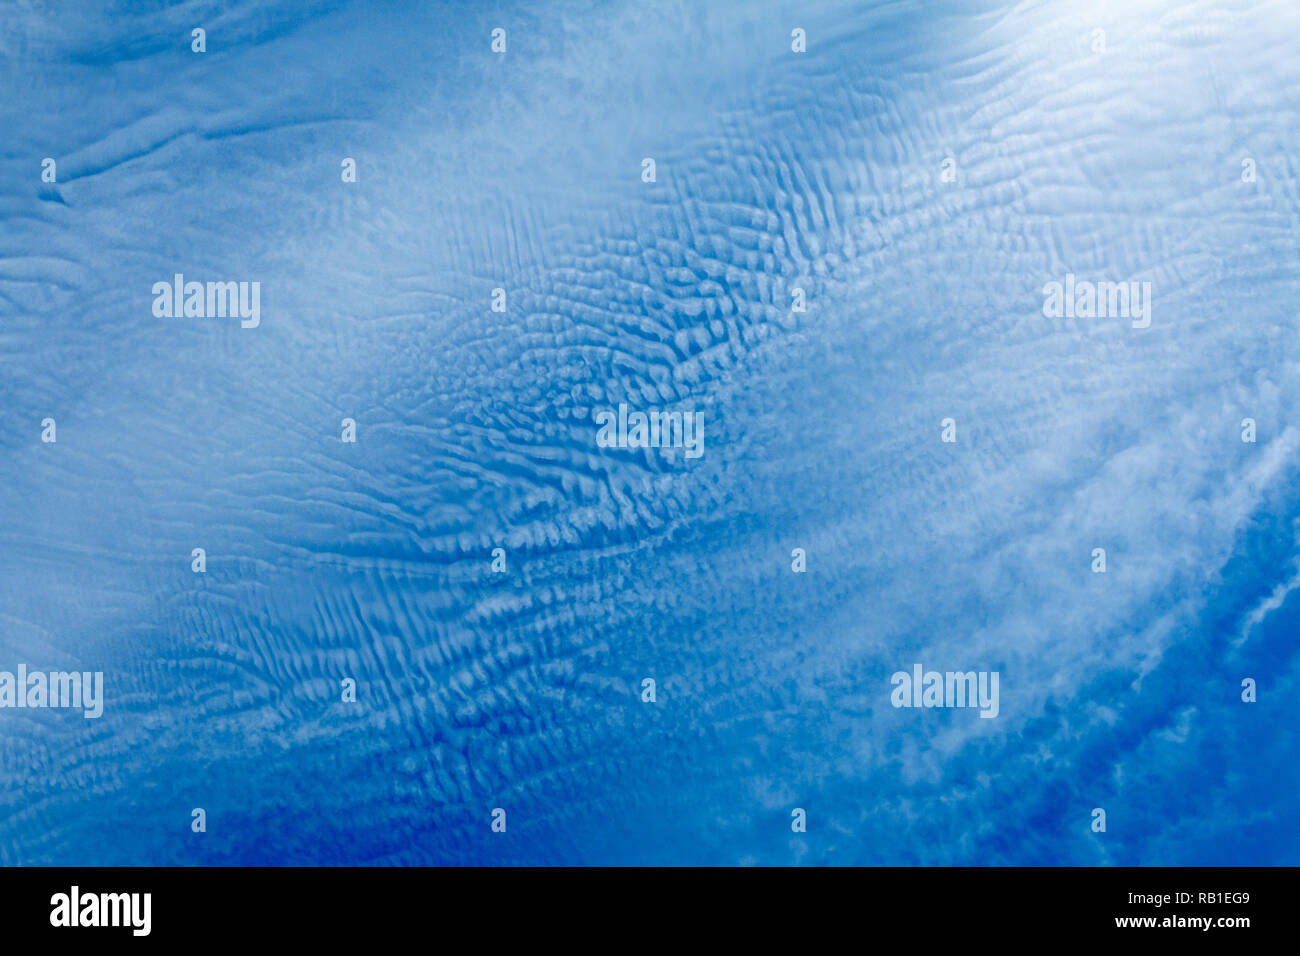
[1, 0, 1298, 865]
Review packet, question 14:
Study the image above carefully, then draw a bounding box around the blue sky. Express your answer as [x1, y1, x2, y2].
[0, 0, 1298, 865]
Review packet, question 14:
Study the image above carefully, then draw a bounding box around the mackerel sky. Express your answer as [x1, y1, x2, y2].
[1, 0, 1298, 865]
